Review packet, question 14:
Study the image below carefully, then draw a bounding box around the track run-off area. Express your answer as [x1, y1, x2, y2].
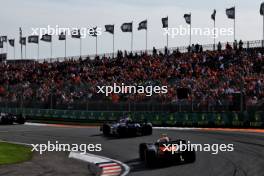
[0, 123, 263, 176]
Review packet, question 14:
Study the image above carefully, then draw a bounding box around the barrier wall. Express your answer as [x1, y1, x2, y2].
[1, 108, 263, 128]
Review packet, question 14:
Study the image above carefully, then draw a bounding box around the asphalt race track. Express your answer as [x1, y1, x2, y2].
[0, 124, 263, 176]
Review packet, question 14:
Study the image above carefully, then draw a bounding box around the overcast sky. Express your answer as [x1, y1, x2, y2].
[0, 0, 263, 59]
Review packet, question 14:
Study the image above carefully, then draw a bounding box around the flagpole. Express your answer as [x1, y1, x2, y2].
[166, 16, 169, 49]
[50, 41, 52, 59]
[65, 37, 67, 58]
[234, 6, 236, 42]
[25, 44, 27, 59]
[190, 13, 192, 47]
[113, 28, 115, 58]
[80, 38, 82, 57]
[14, 43, 16, 59]
[96, 35, 98, 56]
[146, 20, 148, 52]
[131, 21, 133, 52]
[38, 42, 39, 59]
[263, 13, 264, 47]
[20, 28, 23, 60]
[234, 17, 235, 42]
[6, 37, 8, 60]
[214, 19, 216, 50]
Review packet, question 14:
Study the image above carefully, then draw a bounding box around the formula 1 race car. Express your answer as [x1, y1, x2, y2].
[0, 113, 26, 125]
[101, 118, 152, 137]
[139, 139, 196, 167]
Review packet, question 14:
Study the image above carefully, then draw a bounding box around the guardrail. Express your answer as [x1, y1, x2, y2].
[20, 39, 264, 62]
[1, 107, 263, 128]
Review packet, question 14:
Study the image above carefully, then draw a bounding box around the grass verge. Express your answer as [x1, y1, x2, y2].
[0, 142, 32, 165]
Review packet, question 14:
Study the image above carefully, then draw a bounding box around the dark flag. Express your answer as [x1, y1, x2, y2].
[19, 37, 26, 45]
[1, 36, 7, 43]
[138, 20, 147, 30]
[71, 29, 81, 38]
[28, 35, 39, 44]
[211, 9, 216, 21]
[0, 53, 6, 62]
[59, 32, 66, 40]
[8, 39, 15, 47]
[260, 2, 264, 15]
[121, 22, 133, 32]
[0, 42, 3, 48]
[162, 17, 168, 28]
[184, 14, 191, 24]
[91, 27, 98, 37]
[41, 34, 52, 42]
[226, 7, 235, 19]
[105, 25, 114, 34]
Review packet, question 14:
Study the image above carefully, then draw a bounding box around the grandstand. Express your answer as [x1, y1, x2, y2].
[0, 40, 263, 113]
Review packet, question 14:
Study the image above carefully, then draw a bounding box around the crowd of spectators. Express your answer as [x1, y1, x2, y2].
[0, 41, 263, 110]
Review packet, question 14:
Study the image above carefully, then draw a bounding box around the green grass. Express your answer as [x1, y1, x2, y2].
[0, 142, 32, 165]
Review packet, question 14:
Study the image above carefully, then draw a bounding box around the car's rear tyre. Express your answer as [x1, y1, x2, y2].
[16, 115, 26, 124]
[145, 125, 152, 135]
[144, 149, 156, 167]
[117, 126, 126, 137]
[139, 144, 147, 161]
[142, 125, 152, 136]
[183, 151, 196, 163]
[102, 124, 111, 135]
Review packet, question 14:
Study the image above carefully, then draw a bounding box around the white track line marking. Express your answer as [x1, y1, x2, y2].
[101, 173, 121, 176]
[0, 140, 32, 147]
[69, 152, 130, 176]
[103, 167, 121, 171]
[154, 127, 202, 130]
[102, 169, 121, 173]
[69, 152, 109, 163]
[101, 165, 121, 169]
[25, 122, 48, 126]
[99, 163, 119, 167]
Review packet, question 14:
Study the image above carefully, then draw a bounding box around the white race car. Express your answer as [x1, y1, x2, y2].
[0, 113, 26, 125]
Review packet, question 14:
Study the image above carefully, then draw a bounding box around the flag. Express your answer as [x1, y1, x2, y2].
[0, 53, 6, 61]
[260, 2, 264, 15]
[41, 34, 52, 42]
[121, 22, 133, 32]
[1, 36, 7, 42]
[8, 39, 15, 47]
[184, 14, 191, 24]
[71, 29, 81, 38]
[59, 32, 66, 40]
[28, 35, 39, 44]
[226, 7, 235, 19]
[19, 37, 26, 45]
[211, 9, 216, 21]
[138, 20, 147, 30]
[91, 27, 98, 37]
[0, 42, 3, 48]
[105, 25, 114, 34]
[162, 17, 168, 28]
